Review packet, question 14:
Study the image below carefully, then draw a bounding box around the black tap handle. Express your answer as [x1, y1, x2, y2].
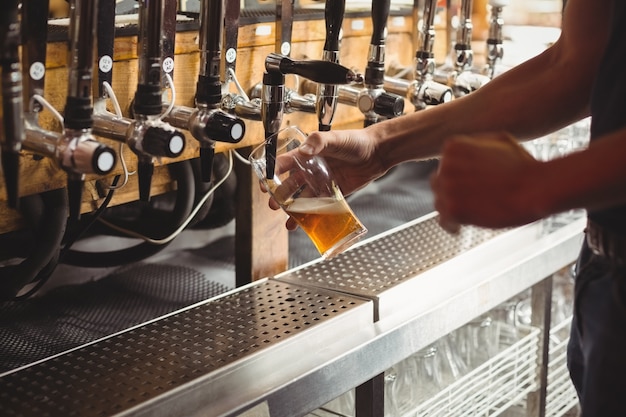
[276, 0, 295, 55]
[20, 0, 49, 100]
[266, 53, 362, 84]
[324, 0, 346, 52]
[97, 0, 116, 96]
[138, 160, 155, 202]
[371, 0, 391, 47]
[224, 0, 241, 73]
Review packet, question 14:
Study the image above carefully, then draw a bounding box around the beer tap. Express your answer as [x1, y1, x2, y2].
[219, 0, 263, 121]
[0, 0, 24, 208]
[163, 0, 245, 182]
[262, 53, 363, 178]
[316, 0, 345, 131]
[249, 0, 317, 116]
[434, 0, 490, 96]
[355, 0, 405, 126]
[20, 0, 116, 221]
[483, 0, 509, 79]
[132, 0, 187, 201]
[383, 0, 453, 111]
[93, 0, 185, 190]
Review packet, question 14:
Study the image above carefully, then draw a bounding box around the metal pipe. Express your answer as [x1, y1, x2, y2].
[0, 0, 24, 208]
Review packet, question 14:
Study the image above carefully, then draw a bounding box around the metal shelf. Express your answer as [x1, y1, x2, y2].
[0, 213, 585, 417]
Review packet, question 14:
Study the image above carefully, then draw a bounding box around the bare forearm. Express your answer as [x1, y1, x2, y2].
[372, 0, 609, 170]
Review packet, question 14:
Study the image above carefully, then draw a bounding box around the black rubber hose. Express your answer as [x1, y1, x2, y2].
[61, 160, 196, 267]
[0, 189, 68, 300]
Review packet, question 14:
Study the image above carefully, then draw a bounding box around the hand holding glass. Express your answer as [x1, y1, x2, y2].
[249, 126, 367, 259]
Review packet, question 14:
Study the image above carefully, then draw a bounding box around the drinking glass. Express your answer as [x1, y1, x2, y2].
[249, 126, 368, 259]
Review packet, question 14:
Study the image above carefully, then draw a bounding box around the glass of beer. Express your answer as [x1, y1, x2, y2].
[249, 126, 368, 259]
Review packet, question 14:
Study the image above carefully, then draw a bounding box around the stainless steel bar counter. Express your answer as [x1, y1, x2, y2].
[0, 212, 586, 417]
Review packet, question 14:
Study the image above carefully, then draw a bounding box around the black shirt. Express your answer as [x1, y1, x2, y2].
[588, 0, 626, 235]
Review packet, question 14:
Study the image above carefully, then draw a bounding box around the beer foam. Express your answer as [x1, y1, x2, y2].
[286, 197, 348, 214]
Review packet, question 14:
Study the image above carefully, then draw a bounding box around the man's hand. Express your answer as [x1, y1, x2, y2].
[430, 132, 543, 232]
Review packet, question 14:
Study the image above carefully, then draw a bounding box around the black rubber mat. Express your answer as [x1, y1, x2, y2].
[0, 262, 231, 374]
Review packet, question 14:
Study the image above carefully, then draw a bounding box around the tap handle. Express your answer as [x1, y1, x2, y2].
[138, 160, 155, 202]
[374, 92, 405, 118]
[276, 0, 295, 56]
[371, 0, 391, 47]
[142, 126, 186, 158]
[20, 0, 49, 101]
[97, 0, 116, 96]
[162, 0, 177, 83]
[489, 0, 510, 6]
[266, 53, 362, 84]
[224, 0, 241, 75]
[324, 0, 346, 52]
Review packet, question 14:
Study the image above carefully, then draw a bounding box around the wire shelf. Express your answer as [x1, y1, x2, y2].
[545, 317, 579, 417]
[405, 325, 540, 417]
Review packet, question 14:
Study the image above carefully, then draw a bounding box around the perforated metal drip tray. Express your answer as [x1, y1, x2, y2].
[278, 212, 544, 321]
[0, 279, 373, 417]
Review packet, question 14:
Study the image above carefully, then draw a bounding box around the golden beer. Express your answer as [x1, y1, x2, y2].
[284, 196, 367, 257]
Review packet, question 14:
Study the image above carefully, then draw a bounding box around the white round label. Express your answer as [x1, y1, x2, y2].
[225, 48, 237, 64]
[280, 42, 291, 56]
[99, 55, 113, 73]
[162, 57, 175, 74]
[29, 62, 45, 81]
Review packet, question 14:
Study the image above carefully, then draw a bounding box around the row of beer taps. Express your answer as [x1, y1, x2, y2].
[0, 0, 509, 225]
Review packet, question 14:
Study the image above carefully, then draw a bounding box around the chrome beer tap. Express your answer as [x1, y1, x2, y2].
[93, 0, 185, 188]
[262, 53, 363, 178]
[62, 0, 117, 219]
[249, 0, 317, 116]
[384, 0, 452, 111]
[219, 0, 263, 121]
[132, 0, 187, 201]
[0, 0, 24, 208]
[316, 0, 346, 131]
[435, 0, 490, 96]
[163, 0, 245, 182]
[20, 0, 116, 220]
[483, 0, 509, 79]
[355, 0, 405, 126]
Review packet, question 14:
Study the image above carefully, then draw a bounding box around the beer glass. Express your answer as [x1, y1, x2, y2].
[249, 126, 368, 259]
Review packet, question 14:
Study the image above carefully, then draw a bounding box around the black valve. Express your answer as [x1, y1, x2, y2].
[374, 92, 405, 118]
[142, 126, 186, 158]
[200, 111, 245, 182]
[203, 111, 246, 144]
